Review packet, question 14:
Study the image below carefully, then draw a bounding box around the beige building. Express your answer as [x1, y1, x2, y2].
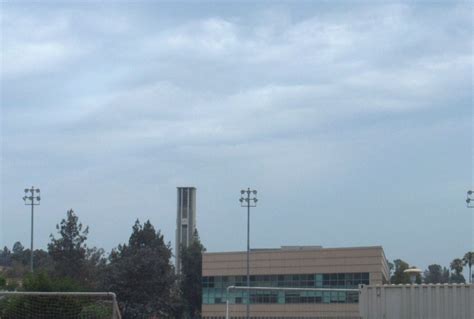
[202, 246, 389, 319]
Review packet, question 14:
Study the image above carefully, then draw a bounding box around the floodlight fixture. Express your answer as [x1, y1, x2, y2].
[22, 186, 41, 273]
[238, 188, 258, 319]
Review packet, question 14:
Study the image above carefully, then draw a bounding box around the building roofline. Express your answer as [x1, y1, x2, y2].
[204, 245, 385, 255]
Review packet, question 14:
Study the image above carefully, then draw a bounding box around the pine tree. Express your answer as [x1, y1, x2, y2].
[180, 230, 206, 319]
[104, 220, 176, 318]
[48, 209, 89, 283]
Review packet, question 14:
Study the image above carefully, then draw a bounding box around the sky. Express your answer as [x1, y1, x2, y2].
[0, 1, 473, 273]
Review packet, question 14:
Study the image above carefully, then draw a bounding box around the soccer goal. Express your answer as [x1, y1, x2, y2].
[0, 291, 121, 319]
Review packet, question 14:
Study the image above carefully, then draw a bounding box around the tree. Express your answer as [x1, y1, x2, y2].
[390, 259, 411, 284]
[104, 220, 176, 318]
[0, 272, 90, 319]
[462, 252, 473, 283]
[0, 275, 6, 289]
[387, 260, 394, 277]
[84, 247, 107, 290]
[33, 249, 53, 273]
[11, 242, 28, 265]
[423, 264, 449, 284]
[450, 258, 465, 283]
[48, 209, 89, 283]
[0, 247, 12, 267]
[180, 230, 206, 319]
[5, 242, 29, 278]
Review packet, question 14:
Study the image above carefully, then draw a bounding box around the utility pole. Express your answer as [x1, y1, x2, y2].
[23, 186, 40, 272]
[239, 188, 257, 319]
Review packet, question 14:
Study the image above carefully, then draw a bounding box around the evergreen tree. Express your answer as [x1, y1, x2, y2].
[48, 209, 89, 283]
[423, 264, 450, 284]
[390, 259, 411, 284]
[104, 220, 176, 318]
[11, 242, 28, 265]
[0, 247, 12, 267]
[180, 230, 206, 319]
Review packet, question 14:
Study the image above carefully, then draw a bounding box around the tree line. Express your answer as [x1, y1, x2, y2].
[388, 253, 473, 284]
[1, 209, 473, 318]
[0, 209, 204, 319]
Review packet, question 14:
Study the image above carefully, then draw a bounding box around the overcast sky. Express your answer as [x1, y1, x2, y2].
[1, 1, 472, 272]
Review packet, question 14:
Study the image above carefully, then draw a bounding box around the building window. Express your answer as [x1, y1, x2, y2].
[202, 272, 370, 305]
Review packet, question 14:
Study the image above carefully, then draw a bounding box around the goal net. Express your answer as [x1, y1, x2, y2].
[0, 292, 121, 319]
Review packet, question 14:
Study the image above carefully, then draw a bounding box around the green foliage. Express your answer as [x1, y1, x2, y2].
[104, 220, 177, 318]
[180, 230, 206, 319]
[390, 259, 410, 284]
[450, 258, 465, 283]
[423, 264, 449, 284]
[0, 273, 104, 319]
[463, 251, 473, 283]
[0, 275, 6, 288]
[48, 209, 89, 284]
[10, 242, 29, 271]
[0, 246, 12, 267]
[22, 272, 83, 292]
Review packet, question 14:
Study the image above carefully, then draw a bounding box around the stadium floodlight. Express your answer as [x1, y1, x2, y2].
[23, 186, 41, 272]
[239, 188, 258, 319]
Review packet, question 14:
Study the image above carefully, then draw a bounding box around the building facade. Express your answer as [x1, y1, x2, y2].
[202, 246, 389, 319]
[175, 187, 196, 274]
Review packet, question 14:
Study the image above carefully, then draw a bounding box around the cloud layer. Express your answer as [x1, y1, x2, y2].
[1, 2, 472, 271]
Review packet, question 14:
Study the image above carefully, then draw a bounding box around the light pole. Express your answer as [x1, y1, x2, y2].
[23, 186, 40, 272]
[467, 190, 473, 283]
[239, 188, 257, 319]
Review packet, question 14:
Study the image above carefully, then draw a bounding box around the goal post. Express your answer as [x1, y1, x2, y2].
[0, 291, 121, 319]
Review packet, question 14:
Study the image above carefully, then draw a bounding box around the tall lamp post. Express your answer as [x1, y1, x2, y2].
[467, 190, 473, 283]
[23, 186, 40, 272]
[239, 188, 257, 319]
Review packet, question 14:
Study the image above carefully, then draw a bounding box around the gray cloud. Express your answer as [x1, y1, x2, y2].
[1, 1, 472, 271]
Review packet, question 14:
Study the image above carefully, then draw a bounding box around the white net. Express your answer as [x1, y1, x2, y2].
[0, 292, 121, 319]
